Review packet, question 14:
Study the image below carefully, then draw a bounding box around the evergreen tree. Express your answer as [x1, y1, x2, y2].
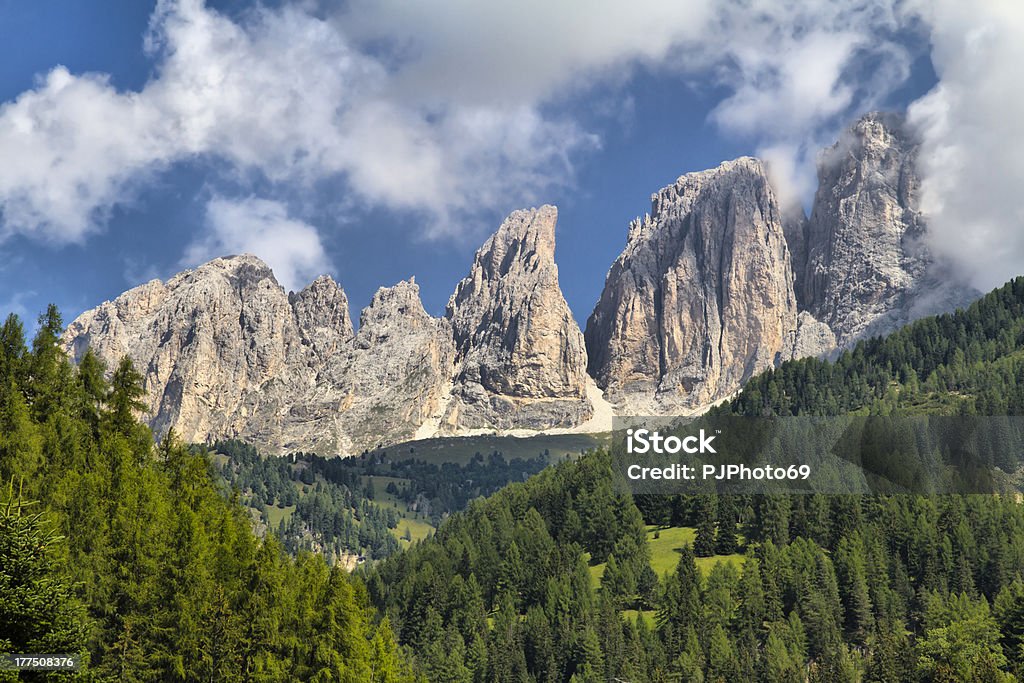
[694, 498, 717, 557]
[0, 486, 90, 671]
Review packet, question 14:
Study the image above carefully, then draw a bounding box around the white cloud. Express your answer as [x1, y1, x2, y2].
[183, 197, 330, 291]
[0, 0, 933, 247]
[908, 0, 1024, 291]
[0, 67, 173, 242]
[702, 0, 919, 209]
[339, 0, 715, 105]
[0, 0, 594, 242]
[344, 0, 921, 211]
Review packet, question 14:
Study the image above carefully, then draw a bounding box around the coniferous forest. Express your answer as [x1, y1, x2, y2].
[4, 280, 1024, 681]
[0, 306, 417, 681]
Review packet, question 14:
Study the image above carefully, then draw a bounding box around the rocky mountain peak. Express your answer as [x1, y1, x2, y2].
[357, 279, 437, 347]
[60, 112, 980, 450]
[648, 156, 765, 217]
[468, 204, 557, 282]
[290, 273, 353, 358]
[445, 205, 591, 429]
[585, 157, 800, 415]
[182, 253, 280, 292]
[800, 112, 929, 344]
[62, 205, 598, 450]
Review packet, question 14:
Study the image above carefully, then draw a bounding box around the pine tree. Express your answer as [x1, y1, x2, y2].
[0, 486, 90, 666]
[107, 356, 147, 437]
[706, 623, 740, 682]
[694, 508, 717, 558]
[835, 532, 874, 645]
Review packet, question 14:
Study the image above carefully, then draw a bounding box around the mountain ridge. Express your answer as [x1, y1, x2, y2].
[64, 206, 595, 453]
[63, 113, 978, 453]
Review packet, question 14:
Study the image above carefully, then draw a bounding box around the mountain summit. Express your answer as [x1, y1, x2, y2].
[446, 206, 592, 429]
[584, 157, 820, 415]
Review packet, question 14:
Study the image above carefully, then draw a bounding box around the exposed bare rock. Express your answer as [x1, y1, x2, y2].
[802, 112, 931, 344]
[63, 255, 318, 451]
[62, 216, 594, 451]
[783, 210, 811, 308]
[791, 312, 837, 359]
[62, 112, 986, 448]
[585, 158, 800, 415]
[290, 275, 353, 361]
[320, 279, 456, 450]
[445, 205, 592, 429]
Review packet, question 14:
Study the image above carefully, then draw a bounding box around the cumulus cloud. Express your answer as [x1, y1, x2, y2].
[183, 197, 330, 291]
[0, 0, 594, 242]
[0, 0, 935, 248]
[0, 67, 173, 242]
[701, 0, 919, 210]
[908, 0, 1024, 291]
[343, 0, 921, 211]
[339, 0, 715, 105]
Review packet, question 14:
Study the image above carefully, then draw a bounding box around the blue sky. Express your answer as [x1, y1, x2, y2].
[0, 1, 1019, 332]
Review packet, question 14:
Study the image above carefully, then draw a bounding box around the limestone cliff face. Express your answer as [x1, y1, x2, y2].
[445, 205, 592, 429]
[800, 112, 931, 344]
[62, 113, 982, 444]
[585, 158, 801, 415]
[63, 255, 315, 450]
[317, 279, 456, 451]
[290, 275, 353, 361]
[62, 207, 594, 451]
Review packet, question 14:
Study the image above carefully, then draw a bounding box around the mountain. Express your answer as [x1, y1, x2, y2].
[64, 113, 980, 446]
[585, 112, 973, 416]
[364, 277, 1024, 683]
[63, 255, 314, 449]
[307, 277, 457, 451]
[63, 206, 593, 453]
[584, 157, 831, 415]
[446, 206, 591, 430]
[794, 111, 974, 344]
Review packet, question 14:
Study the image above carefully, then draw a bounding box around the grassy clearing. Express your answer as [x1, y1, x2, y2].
[589, 525, 746, 589]
[647, 526, 695, 576]
[362, 474, 417, 515]
[265, 504, 295, 528]
[647, 525, 746, 576]
[394, 516, 434, 543]
[361, 474, 437, 543]
[622, 609, 657, 625]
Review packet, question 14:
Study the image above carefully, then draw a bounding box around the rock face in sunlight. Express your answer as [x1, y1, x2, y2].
[445, 206, 592, 430]
[308, 278, 457, 452]
[582, 114, 976, 417]
[796, 112, 974, 345]
[585, 158, 804, 415]
[63, 114, 983, 444]
[63, 208, 593, 453]
[64, 255, 316, 451]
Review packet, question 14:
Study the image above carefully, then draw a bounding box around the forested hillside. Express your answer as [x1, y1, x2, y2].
[6, 279, 1024, 681]
[728, 277, 1024, 418]
[211, 438, 554, 564]
[0, 307, 417, 681]
[365, 279, 1024, 682]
